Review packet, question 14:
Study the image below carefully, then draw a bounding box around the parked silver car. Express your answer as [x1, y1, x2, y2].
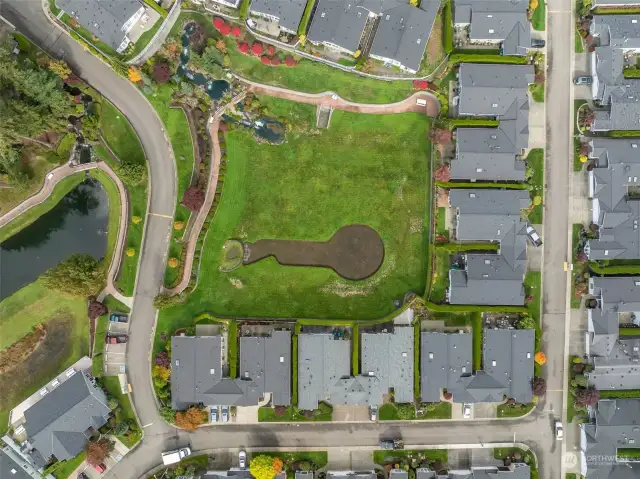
[221, 406, 229, 423]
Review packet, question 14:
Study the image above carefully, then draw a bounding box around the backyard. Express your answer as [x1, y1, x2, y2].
[157, 97, 431, 336]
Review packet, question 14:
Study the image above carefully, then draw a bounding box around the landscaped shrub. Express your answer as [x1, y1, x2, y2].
[238, 41, 249, 54]
[168, 257, 179, 268]
[153, 63, 172, 83]
[88, 301, 107, 319]
[285, 55, 296, 67]
[154, 351, 171, 368]
[181, 186, 205, 211]
[231, 26, 241, 37]
[261, 55, 270, 65]
[252, 42, 263, 55]
[447, 118, 500, 128]
[443, 0, 454, 54]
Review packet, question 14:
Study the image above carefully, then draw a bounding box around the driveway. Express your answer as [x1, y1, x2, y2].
[527, 101, 546, 149]
[333, 405, 371, 422]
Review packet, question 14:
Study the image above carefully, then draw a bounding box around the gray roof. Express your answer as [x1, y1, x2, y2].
[249, 0, 307, 32]
[421, 329, 534, 404]
[591, 14, 640, 49]
[57, 0, 143, 51]
[580, 399, 640, 478]
[24, 373, 110, 462]
[451, 127, 527, 181]
[370, 0, 440, 72]
[448, 189, 529, 306]
[327, 473, 376, 479]
[420, 332, 473, 402]
[361, 327, 414, 403]
[390, 471, 409, 479]
[469, 465, 531, 479]
[587, 139, 640, 260]
[454, 0, 530, 55]
[205, 470, 286, 479]
[307, 0, 370, 52]
[171, 332, 291, 410]
[0, 449, 36, 479]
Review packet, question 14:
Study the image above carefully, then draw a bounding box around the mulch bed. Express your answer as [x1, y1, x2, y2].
[244, 224, 384, 281]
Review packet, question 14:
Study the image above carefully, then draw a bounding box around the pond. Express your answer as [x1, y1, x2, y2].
[180, 23, 229, 100]
[0, 177, 109, 301]
[222, 114, 286, 144]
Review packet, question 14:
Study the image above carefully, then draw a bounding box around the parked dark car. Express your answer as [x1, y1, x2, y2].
[574, 76, 592, 85]
[105, 335, 128, 344]
[531, 39, 546, 48]
[379, 439, 404, 450]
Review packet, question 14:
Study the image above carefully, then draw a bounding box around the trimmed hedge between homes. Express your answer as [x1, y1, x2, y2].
[608, 130, 640, 137]
[434, 243, 500, 252]
[435, 180, 528, 189]
[448, 54, 529, 66]
[624, 68, 640, 78]
[443, 0, 454, 54]
[424, 301, 528, 314]
[447, 118, 500, 128]
[590, 263, 640, 275]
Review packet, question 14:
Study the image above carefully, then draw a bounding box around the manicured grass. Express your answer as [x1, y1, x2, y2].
[575, 30, 584, 54]
[373, 449, 448, 467]
[254, 451, 328, 470]
[497, 401, 535, 418]
[566, 474, 577, 479]
[156, 99, 430, 331]
[258, 402, 333, 422]
[99, 100, 149, 295]
[571, 224, 586, 309]
[378, 402, 452, 420]
[436, 207, 447, 235]
[600, 389, 640, 398]
[89, 170, 120, 276]
[531, 0, 546, 31]
[51, 452, 86, 479]
[430, 248, 450, 304]
[0, 153, 58, 216]
[0, 172, 85, 243]
[228, 319, 238, 378]
[471, 311, 482, 371]
[526, 148, 544, 225]
[434, 243, 499, 252]
[529, 83, 544, 103]
[436, 181, 527, 189]
[525, 272, 542, 353]
[102, 376, 142, 448]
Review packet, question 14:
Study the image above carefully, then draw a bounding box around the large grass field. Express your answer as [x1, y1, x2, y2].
[157, 97, 430, 342]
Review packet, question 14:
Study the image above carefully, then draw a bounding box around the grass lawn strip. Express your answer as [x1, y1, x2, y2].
[88, 169, 120, 277]
[571, 224, 585, 309]
[156, 98, 430, 335]
[531, 0, 546, 31]
[51, 452, 86, 479]
[529, 83, 544, 103]
[525, 148, 544, 224]
[373, 449, 448, 467]
[378, 401, 452, 420]
[101, 376, 142, 448]
[258, 402, 333, 422]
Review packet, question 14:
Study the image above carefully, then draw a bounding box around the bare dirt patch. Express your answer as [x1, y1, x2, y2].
[245, 224, 385, 281]
[0, 324, 46, 374]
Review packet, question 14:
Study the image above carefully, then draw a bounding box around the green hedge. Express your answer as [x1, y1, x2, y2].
[298, 0, 316, 36]
[228, 320, 238, 378]
[240, 0, 250, 19]
[436, 180, 528, 189]
[425, 301, 528, 313]
[590, 263, 640, 275]
[471, 311, 482, 371]
[594, 6, 640, 14]
[443, 0, 454, 54]
[352, 324, 359, 375]
[620, 328, 640, 337]
[447, 118, 500, 128]
[449, 54, 528, 66]
[608, 130, 640, 138]
[618, 448, 640, 459]
[624, 68, 640, 78]
[292, 334, 298, 405]
[413, 321, 420, 396]
[434, 243, 499, 252]
[600, 389, 640, 398]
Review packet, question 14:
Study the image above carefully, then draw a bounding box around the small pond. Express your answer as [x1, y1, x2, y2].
[222, 114, 285, 144]
[0, 177, 109, 301]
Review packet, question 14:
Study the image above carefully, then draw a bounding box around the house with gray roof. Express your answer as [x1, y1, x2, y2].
[204, 470, 286, 479]
[421, 329, 534, 404]
[171, 331, 291, 410]
[249, 0, 307, 34]
[454, 0, 531, 55]
[589, 15, 640, 131]
[327, 472, 376, 479]
[0, 445, 46, 479]
[580, 399, 640, 478]
[361, 327, 414, 403]
[585, 277, 640, 390]
[22, 372, 110, 462]
[586, 138, 640, 260]
[57, 0, 145, 53]
[308, 0, 371, 54]
[448, 189, 529, 306]
[593, 0, 640, 5]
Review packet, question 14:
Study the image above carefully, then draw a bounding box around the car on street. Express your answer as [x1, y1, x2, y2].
[370, 405, 378, 421]
[462, 404, 472, 419]
[221, 406, 229, 423]
[77, 473, 88, 479]
[574, 75, 592, 85]
[210, 406, 218, 423]
[239, 450, 247, 469]
[555, 420, 564, 440]
[379, 439, 404, 450]
[526, 225, 543, 247]
[531, 39, 546, 48]
[93, 463, 106, 474]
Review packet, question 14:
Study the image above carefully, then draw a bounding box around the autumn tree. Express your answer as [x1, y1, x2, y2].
[41, 254, 103, 297]
[575, 387, 600, 407]
[433, 164, 451, 182]
[153, 365, 171, 388]
[250, 455, 284, 479]
[153, 63, 172, 83]
[154, 351, 171, 368]
[430, 128, 453, 145]
[128, 67, 142, 83]
[88, 301, 108, 320]
[48, 59, 72, 79]
[182, 186, 205, 211]
[86, 438, 114, 466]
[175, 406, 207, 430]
[531, 377, 547, 396]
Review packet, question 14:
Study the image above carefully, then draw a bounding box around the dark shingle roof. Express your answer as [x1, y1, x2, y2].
[308, 0, 370, 52]
[249, 0, 307, 32]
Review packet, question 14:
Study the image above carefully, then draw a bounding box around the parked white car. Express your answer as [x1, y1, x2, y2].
[370, 406, 378, 421]
[526, 225, 543, 247]
[462, 404, 472, 419]
[239, 450, 247, 469]
[555, 420, 564, 440]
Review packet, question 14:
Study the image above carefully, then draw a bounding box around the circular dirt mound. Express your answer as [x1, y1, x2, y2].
[327, 224, 384, 280]
[220, 239, 244, 272]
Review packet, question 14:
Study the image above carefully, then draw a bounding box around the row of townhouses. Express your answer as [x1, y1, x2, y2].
[170, 325, 535, 410]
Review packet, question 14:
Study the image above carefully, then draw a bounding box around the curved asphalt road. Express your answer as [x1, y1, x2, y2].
[1, 3, 574, 479]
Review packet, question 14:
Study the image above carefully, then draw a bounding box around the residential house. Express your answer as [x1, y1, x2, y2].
[171, 331, 291, 410]
[0, 444, 47, 479]
[453, 0, 531, 55]
[204, 470, 286, 479]
[249, 0, 307, 34]
[415, 466, 530, 479]
[585, 277, 640, 390]
[389, 471, 408, 479]
[205, 0, 242, 8]
[22, 372, 111, 462]
[421, 329, 534, 404]
[308, 0, 371, 54]
[452, 63, 533, 181]
[580, 399, 640, 477]
[448, 189, 530, 305]
[592, 0, 640, 9]
[590, 15, 640, 131]
[327, 472, 376, 479]
[56, 0, 146, 53]
[361, 327, 414, 403]
[586, 138, 640, 260]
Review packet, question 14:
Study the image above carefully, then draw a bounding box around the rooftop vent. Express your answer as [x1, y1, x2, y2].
[176, 360, 180, 366]
[490, 134, 497, 140]
[492, 103, 498, 108]
[476, 168, 483, 173]
[492, 360, 497, 366]
[245, 371, 249, 378]
[484, 259, 491, 265]
[386, 14, 390, 20]
[633, 19, 638, 23]
[280, 356, 284, 363]
[321, 12, 325, 17]
[429, 352, 434, 359]
[489, 29, 495, 33]
[402, 352, 407, 357]
[470, 193, 476, 198]
[487, 14, 493, 17]
[462, 366, 467, 373]
[416, 38, 421, 44]
[633, 144, 638, 148]
[527, 352, 531, 358]
[210, 368, 215, 374]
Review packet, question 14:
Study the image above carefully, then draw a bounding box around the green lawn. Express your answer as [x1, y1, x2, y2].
[575, 30, 584, 53]
[253, 451, 328, 471]
[99, 100, 148, 296]
[378, 401, 452, 420]
[89, 170, 120, 277]
[497, 401, 535, 418]
[525, 272, 542, 353]
[529, 84, 544, 103]
[258, 402, 333, 422]
[566, 474, 577, 479]
[436, 207, 447, 235]
[102, 376, 142, 448]
[571, 223, 585, 309]
[430, 248, 450, 303]
[525, 149, 544, 224]
[471, 311, 482, 371]
[51, 452, 86, 479]
[373, 449, 448, 467]
[156, 98, 430, 340]
[0, 172, 85, 243]
[531, 0, 546, 31]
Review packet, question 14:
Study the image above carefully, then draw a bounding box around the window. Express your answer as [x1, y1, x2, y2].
[321, 12, 325, 17]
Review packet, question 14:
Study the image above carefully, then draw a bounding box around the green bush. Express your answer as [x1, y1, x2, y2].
[447, 118, 500, 128]
[298, 0, 316, 36]
[609, 130, 640, 137]
[425, 301, 528, 313]
[434, 243, 499, 252]
[600, 389, 640, 398]
[240, 0, 250, 19]
[443, 0, 454, 54]
[436, 180, 527, 189]
[590, 263, 640, 275]
[449, 54, 528, 66]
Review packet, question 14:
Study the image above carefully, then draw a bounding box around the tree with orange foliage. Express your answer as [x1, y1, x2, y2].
[175, 406, 207, 430]
[534, 351, 547, 365]
[86, 438, 114, 466]
[128, 67, 142, 83]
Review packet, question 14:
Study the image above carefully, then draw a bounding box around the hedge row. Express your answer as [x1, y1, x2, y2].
[619, 328, 640, 337]
[447, 118, 500, 128]
[608, 130, 640, 138]
[141, 0, 167, 17]
[448, 54, 528, 66]
[593, 6, 640, 14]
[298, 0, 316, 36]
[239, 0, 250, 19]
[434, 242, 499, 252]
[600, 389, 640, 398]
[590, 263, 640, 275]
[436, 180, 528, 189]
[443, 0, 454, 54]
[623, 68, 640, 79]
[424, 301, 528, 314]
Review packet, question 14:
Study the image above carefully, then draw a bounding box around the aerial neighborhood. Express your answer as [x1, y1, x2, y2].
[4, 0, 640, 478]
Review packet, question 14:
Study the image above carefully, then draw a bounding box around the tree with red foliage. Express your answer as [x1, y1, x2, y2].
[252, 42, 263, 55]
[575, 387, 600, 407]
[433, 164, 451, 182]
[443, 391, 453, 400]
[175, 406, 208, 430]
[413, 79, 428, 89]
[219, 122, 229, 132]
[267, 45, 276, 56]
[284, 55, 295, 66]
[65, 74, 82, 85]
[238, 42, 249, 54]
[531, 377, 547, 396]
[261, 55, 271, 65]
[181, 187, 205, 211]
[88, 301, 107, 320]
[213, 17, 225, 30]
[153, 63, 172, 84]
[231, 26, 241, 37]
[579, 142, 590, 155]
[86, 438, 114, 466]
[583, 109, 595, 125]
[154, 351, 171, 368]
[430, 128, 453, 146]
[219, 23, 231, 35]
[271, 56, 281, 66]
